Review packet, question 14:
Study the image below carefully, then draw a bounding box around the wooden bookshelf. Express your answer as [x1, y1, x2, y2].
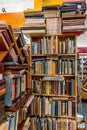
[5, 92, 31, 112]
[30, 33, 78, 129]
[0, 23, 31, 130]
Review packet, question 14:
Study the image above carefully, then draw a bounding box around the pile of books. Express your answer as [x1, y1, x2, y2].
[42, 5, 61, 34]
[61, 0, 86, 34]
[21, 10, 46, 34]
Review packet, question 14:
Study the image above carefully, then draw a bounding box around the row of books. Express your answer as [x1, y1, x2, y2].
[5, 94, 34, 130]
[0, 25, 14, 51]
[32, 36, 75, 54]
[32, 57, 75, 75]
[6, 111, 20, 130]
[30, 117, 76, 130]
[30, 97, 75, 117]
[0, 22, 30, 65]
[4, 71, 29, 106]
[32, 79, 75, 96]
[13, 28, 25, 48]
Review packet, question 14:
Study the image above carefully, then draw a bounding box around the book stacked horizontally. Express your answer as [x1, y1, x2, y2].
[42, 5, 61, 34]
[61, 0, 86, 34]
[21, 10, 46, 34]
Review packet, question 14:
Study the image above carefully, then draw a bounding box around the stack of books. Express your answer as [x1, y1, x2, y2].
[42, 5, 61, 34]
[21, 10, 46, 34]
[61, 0, 86, 34]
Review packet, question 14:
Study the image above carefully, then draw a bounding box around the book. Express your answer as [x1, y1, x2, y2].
[0, 31, 9, 51]
[1, 29, 12, 47]
[22, 95, 34, 111]
[4, 77, 12, 106]
[22, 117, 30, 130]
[32, 58, 46, 74]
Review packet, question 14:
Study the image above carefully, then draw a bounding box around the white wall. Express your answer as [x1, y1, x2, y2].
[0, 0, 34, 12]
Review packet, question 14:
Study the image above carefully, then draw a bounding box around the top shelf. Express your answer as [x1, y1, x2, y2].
[32, 54, 76, 57]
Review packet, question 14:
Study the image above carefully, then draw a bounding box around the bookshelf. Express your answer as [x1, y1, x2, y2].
[0, 22, 33, 130]
[30, 33, 77, 129]
[77, 51, 87, 100]
[78, 53, 87, 82]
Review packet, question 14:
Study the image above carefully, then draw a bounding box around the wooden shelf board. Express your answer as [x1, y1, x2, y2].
[4, 64, 28, 70]
[0, 88, 6, 96]
[46, 115, 76, 119]
[5, 92, 31, 112]
[33, 93, 75, 98]
[32, 54, 76, 57]
[32, 74, 75, 77]
[0, 51, 8, 62]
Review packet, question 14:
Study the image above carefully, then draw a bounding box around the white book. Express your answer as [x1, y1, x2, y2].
[23, 95, 34, 108]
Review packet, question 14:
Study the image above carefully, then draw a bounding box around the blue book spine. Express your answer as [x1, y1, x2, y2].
[4, 77, 12, 106]
[40, 119, 43, 129]
[51, 101, 55, 116]
[43, 59, 46, 74]
[32, 45, 34, 54]
[8, 116, 11, 130]
[58, 59, 61, 74]
[55, 101, 58, 116]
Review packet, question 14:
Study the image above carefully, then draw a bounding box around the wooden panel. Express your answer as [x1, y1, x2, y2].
[0, 12, 25, 28]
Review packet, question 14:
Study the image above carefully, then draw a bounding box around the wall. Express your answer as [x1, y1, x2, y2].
[0, 0, 34, 12]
